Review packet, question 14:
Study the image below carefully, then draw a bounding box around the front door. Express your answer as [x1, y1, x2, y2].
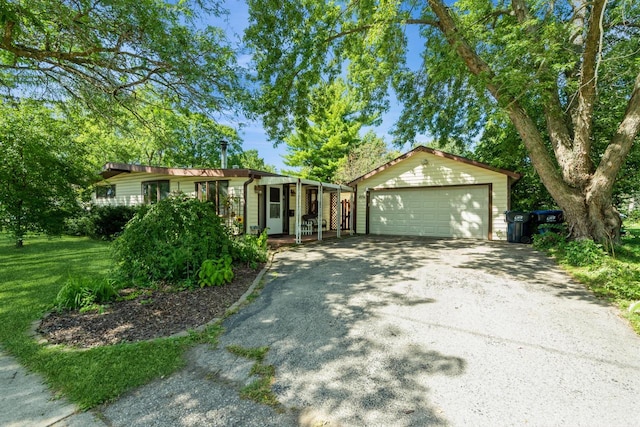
[266, 185, 283, 234]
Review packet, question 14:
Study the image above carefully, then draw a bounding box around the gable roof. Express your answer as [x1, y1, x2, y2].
[347, 146, 521, 186]
[99, 162, 283, 180]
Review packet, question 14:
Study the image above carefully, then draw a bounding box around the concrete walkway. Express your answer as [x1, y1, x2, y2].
[0, 349, 105, 427]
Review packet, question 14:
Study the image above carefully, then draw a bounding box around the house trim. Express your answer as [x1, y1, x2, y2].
[348, 146, 521, 187]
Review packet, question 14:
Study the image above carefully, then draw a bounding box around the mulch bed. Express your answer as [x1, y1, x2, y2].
[37, 265, 263, 349]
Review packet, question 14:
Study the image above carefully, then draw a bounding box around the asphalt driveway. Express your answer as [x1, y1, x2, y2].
[103, 236, 640, 426]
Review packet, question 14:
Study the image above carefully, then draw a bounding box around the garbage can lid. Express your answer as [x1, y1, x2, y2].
[505, 211, 533, 223]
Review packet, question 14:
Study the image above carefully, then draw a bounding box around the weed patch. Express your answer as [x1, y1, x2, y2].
[533, 222, 640, 333]
[226, 345, 280, 408]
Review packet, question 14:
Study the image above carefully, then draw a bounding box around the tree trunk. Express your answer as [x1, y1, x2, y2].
[15, 199, 24, 249]
[427, 0, 640, 244]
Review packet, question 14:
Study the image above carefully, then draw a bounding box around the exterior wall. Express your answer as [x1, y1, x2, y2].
[93, 173, 247, 206]
[244, 180, 260, 234]
[93, 171, 353, 236]
[353, 151, 511, 240]
[93, 172, 255, 231]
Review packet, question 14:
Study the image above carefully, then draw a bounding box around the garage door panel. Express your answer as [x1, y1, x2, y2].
[370, 186, 489, 239]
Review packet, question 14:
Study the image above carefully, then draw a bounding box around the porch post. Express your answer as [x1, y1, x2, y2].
[317, 184, 323, 241]
[295, 179, 302, 244]
[350, 191, 355, 233]
[336, 188, 341, 238]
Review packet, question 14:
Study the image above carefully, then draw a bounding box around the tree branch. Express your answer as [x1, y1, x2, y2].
[325, 17, 438, 43]
[426, 0, 581, 207]
[590, 71, 640, 198]
[571, 0, 607, 181]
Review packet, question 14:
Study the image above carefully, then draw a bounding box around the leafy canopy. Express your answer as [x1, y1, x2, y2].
[245, 0, 640, 241]
[0, 0, 244, 115]
[282, 79, 375, 181]
[0, 100, 90, 247]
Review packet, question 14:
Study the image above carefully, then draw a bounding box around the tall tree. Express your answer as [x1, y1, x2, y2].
[245, 0, 640, 243]
[0, 0, 243, 114]
[0, 100, 89, 247]
[333, 131, 398, 184]
[114, 105, 243, 168]
[282, 79, 375, 181]
[473, 114, 556, 211]
[228, 149, 277, 172]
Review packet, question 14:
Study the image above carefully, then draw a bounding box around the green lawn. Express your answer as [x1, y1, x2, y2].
[0, 234, 220, 409]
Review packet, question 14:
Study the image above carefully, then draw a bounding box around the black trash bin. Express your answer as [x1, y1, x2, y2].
[532, 210, 564, 234]
[505, 211, 535, 243]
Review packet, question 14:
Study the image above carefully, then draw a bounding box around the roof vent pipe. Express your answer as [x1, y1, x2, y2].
[220, 140, 228, 169]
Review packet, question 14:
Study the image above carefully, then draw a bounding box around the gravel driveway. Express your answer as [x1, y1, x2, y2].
[102, 236, 640, 426]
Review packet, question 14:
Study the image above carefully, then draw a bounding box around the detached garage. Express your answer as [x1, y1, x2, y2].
[349, 146, 520, 240]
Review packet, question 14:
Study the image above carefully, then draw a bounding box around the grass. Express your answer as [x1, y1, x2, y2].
[226, 344, 281, 408]
[534, 221, 640, 333]
[0, 233, 223, 409]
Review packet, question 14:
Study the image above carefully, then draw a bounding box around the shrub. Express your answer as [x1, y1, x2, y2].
[563, 239, 606, 267]
[65, 205, 142, 240]
[532, 224, 568, 251]
[55, 277, 118, 312]
[64, 210, 94, 236]
[112, 194, 231, 287]
[92, 205, 142, 239]
[229, 230, 269, 267]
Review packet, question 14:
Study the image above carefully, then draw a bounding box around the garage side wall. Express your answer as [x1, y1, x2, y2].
[353, 152, 510, 240]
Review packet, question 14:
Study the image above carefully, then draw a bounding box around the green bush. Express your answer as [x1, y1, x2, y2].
[55, 277, 118, 312]
[563, 239, 606, 267]
[230, 230, 269, 267]
[532, 224, 567, 251]
[65, 205, 142, 240]
[92, 205, 142, 239]
[112, 194, 231, 287]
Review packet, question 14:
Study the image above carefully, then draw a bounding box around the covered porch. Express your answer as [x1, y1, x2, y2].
[255, 176, 353, 244]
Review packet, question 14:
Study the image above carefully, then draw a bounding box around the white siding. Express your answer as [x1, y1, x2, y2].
[92, 172, 254, 231]
[245, 181, 260, 233]
[354, 151, 511, 240]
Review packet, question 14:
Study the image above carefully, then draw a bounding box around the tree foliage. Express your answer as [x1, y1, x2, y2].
[473, 114, 555, 211]
[103, 103, 243, 168]
[0, 100, 89, 247]
[228, 149, 277, 172]
[282, 79, 373, 181]
[0, 0, 243, 115]
[245, 0, 640, 242]
[333, 132, 398, 184]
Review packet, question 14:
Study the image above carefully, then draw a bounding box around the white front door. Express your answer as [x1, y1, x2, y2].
[266, 185, 283, 234]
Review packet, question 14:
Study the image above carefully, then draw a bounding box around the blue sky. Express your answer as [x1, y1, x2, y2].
[210, 0, 422, 172]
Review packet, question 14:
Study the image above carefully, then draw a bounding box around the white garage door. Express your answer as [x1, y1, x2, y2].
[369, 186, 489, 239]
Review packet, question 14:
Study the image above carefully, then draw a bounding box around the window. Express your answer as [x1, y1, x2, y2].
[306, 188, 318, 215]
[142, 180, 170, 204]
[96, 184, 116, 198]
[195, 180, 229, 215]
[269, 186, 281, 219]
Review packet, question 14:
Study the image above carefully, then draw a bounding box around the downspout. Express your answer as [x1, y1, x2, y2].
[242, 172, 255, 235]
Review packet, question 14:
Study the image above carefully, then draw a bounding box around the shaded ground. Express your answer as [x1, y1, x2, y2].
[101, 236, 640, 426]
[37, 265, 262, 348]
